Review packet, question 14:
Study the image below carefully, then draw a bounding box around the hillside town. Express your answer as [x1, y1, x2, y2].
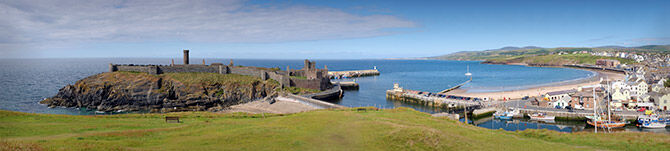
[537, 50, 670, 113]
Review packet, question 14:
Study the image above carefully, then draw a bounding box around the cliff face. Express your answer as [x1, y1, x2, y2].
[40, 72, 279, 112]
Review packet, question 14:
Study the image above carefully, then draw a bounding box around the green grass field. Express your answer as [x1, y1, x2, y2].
[1, 108, 668, 151]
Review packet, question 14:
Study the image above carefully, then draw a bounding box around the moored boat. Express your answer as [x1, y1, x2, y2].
[529, 113, 555, 121]
[494, 112, 513, 120]
[494, 108, 519, 120]
[637, 115, 667, 129]
[588, 115, 627, 128]
[587, 120, 626, 128]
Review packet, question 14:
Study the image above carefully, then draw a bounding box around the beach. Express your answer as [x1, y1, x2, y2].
[445, 68, 625, 100]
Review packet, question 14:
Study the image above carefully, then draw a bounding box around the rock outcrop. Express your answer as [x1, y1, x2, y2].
[41, 72, 279, 112]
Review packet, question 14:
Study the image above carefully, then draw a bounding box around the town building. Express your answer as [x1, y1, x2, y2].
[544, 89, 576, 108]
[596, 59, 620, 68]
[569, 90, 595, 109]
[653, 91, 670, 111]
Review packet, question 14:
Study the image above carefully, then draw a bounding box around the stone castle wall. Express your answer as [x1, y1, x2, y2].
[291, 78, 331, 90]
[112, 64, 159, 74]
[110, 62, 331, 90]
[159, 65, 218, 73]
[229, 67, 264, 78]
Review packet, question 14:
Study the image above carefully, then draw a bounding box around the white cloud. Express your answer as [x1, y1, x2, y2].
[630, 37, 670, 45]
[0, 0, 415, 46]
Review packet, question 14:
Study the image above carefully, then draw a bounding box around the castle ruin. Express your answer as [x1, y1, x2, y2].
[109, 50, 332, 90]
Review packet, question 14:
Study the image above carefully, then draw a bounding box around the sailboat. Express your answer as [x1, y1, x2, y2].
[587, 115, 626, 128]
[587, 80, 626, 129]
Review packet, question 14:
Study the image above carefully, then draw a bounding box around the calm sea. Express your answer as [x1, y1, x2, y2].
[0, 58, 594, 115]
[10, 58, 668, 133]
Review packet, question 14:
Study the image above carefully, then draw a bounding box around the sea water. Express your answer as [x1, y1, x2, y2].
[6, 58, 667, 133]
[0, 58, 593, 115]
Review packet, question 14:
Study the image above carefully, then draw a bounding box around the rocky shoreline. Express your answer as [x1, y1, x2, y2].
[40, 72, 280, 112]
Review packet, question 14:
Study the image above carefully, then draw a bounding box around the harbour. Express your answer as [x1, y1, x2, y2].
[4, 1, 670, 149]
[3, 58, 669, 133]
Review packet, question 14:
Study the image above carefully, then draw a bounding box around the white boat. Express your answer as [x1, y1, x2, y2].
[529, 113, 555, 121]
[494, 111, 513, 120]
[494, 108, 519, 120]
[637, 115, 667, 129]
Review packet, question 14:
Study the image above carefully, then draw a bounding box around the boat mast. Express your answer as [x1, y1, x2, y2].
[593, 86, 597, 133]
[465, 65, 472, 81]
[607, 78, 612, 131]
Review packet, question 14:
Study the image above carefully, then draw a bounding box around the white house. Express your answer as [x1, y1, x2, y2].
[544, 89, 576, 102]
[651, 84, 666, 93]
[611, 88, 630, 101]
[550, 96, 571, 109]
[628, 80, 648, 98]
[656, 93, 670, 111]
[611, 78, 648, 101]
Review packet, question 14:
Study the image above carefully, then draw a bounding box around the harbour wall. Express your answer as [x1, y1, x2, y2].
[385, 90, 484, 110]
[328, 69, 380, 79]
[282, 93, 346, 109]
[515, 108, 642, 121]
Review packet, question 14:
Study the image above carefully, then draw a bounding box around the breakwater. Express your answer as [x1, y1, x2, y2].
[332, 81, 359, 90]
[328, 69, 380, 79]
[385, 89, 490, 110]
[563, 64, 626, 74]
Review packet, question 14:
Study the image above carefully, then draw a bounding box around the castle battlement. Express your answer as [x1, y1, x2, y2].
[109, 51, 331, 90]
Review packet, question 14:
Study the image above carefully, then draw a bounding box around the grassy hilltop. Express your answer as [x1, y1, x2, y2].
[430, 45, 670, 65]
[1, 108, 669, 151]
[40, 72, 319, 113]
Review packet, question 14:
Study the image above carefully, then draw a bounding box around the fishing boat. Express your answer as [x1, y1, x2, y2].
[493, 111, 514, 120]
[529, 113, 555, 121]
[493, 111, 511, 120]
[494, 108, 519, 120]
[637, 115, 667, 129]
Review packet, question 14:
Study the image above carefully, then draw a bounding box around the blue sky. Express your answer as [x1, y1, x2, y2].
[1, 0, 668, 59]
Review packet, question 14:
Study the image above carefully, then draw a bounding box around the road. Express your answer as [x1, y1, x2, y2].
[499, 99, 663, 118]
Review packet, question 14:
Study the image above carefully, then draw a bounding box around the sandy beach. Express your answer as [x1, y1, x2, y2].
[444, 68, 625, 100]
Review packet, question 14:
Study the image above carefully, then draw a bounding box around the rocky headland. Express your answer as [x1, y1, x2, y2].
[40, 72, 297, 112]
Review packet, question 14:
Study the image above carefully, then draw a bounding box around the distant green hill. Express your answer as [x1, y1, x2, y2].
[430, 45, 670, 61]
[428, 45, 669, 65]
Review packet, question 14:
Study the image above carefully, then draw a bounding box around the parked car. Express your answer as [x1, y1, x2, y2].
[637, 108, 646, 112]
[522, 96, 530, 100]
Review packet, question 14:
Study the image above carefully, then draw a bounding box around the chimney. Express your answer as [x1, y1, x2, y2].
[183, 50, 189, 65]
